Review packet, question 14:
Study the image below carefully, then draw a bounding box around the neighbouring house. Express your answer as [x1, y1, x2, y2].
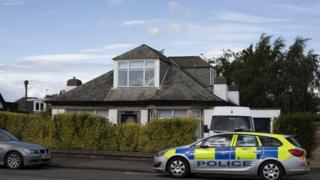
[0, 93, 18, 112]
[15, 97, 46, 114]
[0, 94, 6, 111]
[47, 44, 240, 125]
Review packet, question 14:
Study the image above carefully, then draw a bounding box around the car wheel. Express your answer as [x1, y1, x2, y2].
[5, 151, 23, 169]
[259, 161, 284, 180]
[166, 157, 190, 178]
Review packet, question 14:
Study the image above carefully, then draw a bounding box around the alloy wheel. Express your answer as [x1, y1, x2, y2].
[6, 152, 22, 169]
[170, 160, 186, 177]
[262, 163, 280, 180]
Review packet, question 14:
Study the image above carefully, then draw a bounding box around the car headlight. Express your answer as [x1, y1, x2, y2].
[156, 149, 168, 157]
[23, 148, 38, 154]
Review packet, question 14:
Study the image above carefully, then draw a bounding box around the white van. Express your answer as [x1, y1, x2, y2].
[203, 106, 280, 137]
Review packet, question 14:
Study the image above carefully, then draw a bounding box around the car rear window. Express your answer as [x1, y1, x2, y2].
[259, 136, 282, 147]
[286, 136, 301, 147]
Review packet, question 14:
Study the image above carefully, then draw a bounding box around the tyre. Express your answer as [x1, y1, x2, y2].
[5, 151, 23, 169]
[166, 157, 190, 178]
[259, 161, 284, 180]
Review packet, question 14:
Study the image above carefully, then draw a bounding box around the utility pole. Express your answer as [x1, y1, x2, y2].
[24, 80, 29, 112]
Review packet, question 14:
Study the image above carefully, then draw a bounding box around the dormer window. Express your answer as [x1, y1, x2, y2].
[117, 60, 155, 87]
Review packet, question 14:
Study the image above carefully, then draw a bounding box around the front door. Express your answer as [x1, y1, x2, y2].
[120, 111, 139, 124]
[194, 134, 234, 171]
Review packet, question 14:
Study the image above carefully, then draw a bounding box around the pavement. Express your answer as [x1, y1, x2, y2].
[50, 155, 154, 172]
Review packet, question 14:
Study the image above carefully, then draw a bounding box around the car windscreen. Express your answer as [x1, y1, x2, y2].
[286, 136, 301, 147]
[0, 130, 18, 141]
[210, 116, 252, 132]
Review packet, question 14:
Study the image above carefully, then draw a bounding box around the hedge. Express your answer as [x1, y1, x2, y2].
[273, 112, 319, 157]
[0, 112, 198, 153]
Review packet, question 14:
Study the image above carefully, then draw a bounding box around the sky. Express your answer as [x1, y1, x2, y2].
[0, 0, 320, 101]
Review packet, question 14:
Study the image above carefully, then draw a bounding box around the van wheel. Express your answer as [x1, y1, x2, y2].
[166, 157, 190, 178]
[5, 151, 23, 169]
[259, 161, 283, 180]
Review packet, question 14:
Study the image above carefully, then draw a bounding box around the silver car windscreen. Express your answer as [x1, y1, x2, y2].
[0, 130, 19, 141]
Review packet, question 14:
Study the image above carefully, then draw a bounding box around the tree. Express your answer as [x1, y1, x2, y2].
[213, 34, 320, 113]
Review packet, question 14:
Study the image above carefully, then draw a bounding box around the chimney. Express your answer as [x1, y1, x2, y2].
[213, 73, 228, 101]
[66, 77, 82, 92]
[228, 82, 240, 105]
[24, 80, 29, 111]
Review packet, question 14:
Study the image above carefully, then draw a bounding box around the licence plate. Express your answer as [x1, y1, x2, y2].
[41, 154, 50, 159]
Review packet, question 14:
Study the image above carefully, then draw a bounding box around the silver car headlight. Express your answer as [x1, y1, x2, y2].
[156, 149, 168, 157]
[23, 148, 38, 154]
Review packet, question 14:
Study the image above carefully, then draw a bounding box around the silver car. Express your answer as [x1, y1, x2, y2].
[154, 132, 310, 180]
[0, 129, 51, 169]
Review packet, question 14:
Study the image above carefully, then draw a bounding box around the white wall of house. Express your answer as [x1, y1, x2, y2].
[214, 84, 228, 101]
[108, 109, 118, 124]
[0, 101, 3, 109]
[140, 109, 148, 125]
[227, 91, 240, 105]
[251, 109, 281, 132]
[251, 109, 280, 118]
[52, 108, 65, 116]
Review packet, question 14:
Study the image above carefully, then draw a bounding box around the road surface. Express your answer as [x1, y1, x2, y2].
[0, 167, 318, 180]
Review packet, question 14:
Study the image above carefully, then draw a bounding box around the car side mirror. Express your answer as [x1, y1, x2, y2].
[203, 125, 209, 133]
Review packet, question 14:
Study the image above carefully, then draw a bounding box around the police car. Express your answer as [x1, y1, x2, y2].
[153, 132, 310, 180]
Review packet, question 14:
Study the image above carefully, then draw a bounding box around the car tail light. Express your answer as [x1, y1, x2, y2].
[288, 149, 305, 157]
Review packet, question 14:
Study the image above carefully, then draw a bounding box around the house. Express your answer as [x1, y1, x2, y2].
[0, 94, 6, 111]
[15, 97, 46, 114]
[0, 93, 18, 112]
[47, 44, 239, 125]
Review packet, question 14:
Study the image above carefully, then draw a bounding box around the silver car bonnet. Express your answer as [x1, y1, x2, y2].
[4, 141, 44, 149]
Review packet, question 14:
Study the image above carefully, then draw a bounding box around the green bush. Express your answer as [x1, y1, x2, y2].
[139, 118, 198, 152]
[0, 112, 198, 153]
[273, 112, 319, 157]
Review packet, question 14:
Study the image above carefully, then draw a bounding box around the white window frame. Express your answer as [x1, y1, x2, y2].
[192, 110, 201, 119]
[158, 109, 188, 119]
[117, 60, 155, 87]
[35, 102, 40, 111]
[34, 101, 46, 112]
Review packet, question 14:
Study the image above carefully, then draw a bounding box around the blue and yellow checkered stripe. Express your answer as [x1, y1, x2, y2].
[164, 146, 292, 161]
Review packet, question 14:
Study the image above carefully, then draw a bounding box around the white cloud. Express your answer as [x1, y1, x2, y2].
[216, 11, 286, 24]
[167, 0, 195, 16]
[0, 0, 23, 6]
[64, 23, 83, 28]
[82, 43, 133, 52]
[103, 43, 133, 50]
[168, 0, 180, 11]
[168, 23, 183, 32]
[23, 53, 113, 62]
[123, 20, 145, 26]
[0, 42, 137, 100]
[108, 0, 123, 5]
[146, 27, 160, 36]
